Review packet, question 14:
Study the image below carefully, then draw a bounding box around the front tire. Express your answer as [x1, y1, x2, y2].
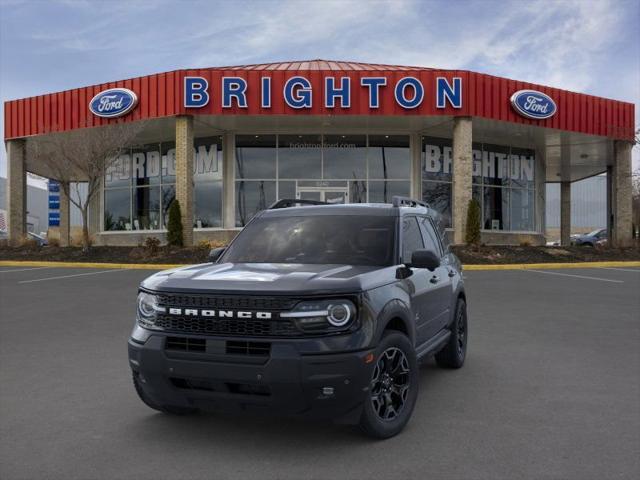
[435, 298, 468, 369]
[359, 331, 419, 439]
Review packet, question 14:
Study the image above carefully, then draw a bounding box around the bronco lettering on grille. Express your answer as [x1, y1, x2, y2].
[167, 308, 272, 319]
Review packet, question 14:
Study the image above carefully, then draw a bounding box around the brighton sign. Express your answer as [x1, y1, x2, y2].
[89, 88, 138, 118]
[183, 75, 464, 110]
[510, 89, 557, 120]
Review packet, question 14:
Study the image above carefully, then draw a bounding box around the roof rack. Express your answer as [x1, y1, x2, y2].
[268, 198, 328, 209]
[391, 196, 430, 209]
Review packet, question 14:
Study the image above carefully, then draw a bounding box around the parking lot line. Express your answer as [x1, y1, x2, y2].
[525, 269, 624, 283]
[0, 266, 54, 273]
[17, 269, 125, 284]
[597, 267, 640, 273]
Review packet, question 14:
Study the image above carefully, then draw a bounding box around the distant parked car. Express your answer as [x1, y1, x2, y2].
[571, 229, 607, 247]
[0, 230, 47, 245]
[27, 231, 48, 246]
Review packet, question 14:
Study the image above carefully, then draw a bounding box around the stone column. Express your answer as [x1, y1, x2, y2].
[222, 133, 236, 229]
[452, 117, 473, 244]
[610, 141, 633, 247]
[175, 115, 194, 246]
[59, 182, 70, 247]
[6, 139, 27, 245]
[409, 133, 422, 200]
[560, 181, 571, 246]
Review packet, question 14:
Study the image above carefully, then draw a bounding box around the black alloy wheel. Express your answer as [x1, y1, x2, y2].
[370, 347, 411, 421]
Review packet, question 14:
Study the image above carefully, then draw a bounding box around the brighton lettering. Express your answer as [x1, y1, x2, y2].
[184, 75, 463, 110]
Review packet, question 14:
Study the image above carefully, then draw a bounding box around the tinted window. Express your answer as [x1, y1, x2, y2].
[419, 217, 442, 257]
[222, 215, 396, 266]
[401, 217, 424, 264]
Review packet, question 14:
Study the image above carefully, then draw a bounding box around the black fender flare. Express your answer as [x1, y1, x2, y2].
[373, 299, 415, 346]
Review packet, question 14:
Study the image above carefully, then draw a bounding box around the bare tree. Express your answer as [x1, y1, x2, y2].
[27, 122, 143, 251]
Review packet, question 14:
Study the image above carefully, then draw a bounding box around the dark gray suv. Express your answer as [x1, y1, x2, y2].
[128, 197, 468, 438]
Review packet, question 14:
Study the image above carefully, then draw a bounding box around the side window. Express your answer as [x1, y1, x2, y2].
[402, 217, 424, 264]
[419, 217, 442, 257]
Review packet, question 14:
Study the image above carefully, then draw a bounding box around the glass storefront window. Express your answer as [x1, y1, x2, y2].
[236, 135, 276, 179]
[161, 185, 175, 228]
[369, 180, 410, 204]
[510, 188, 535, 231]
[132, 144, 161, 187]
[422, 181, 452, 228]
[322, 135, 366, 179]
[161, 142, 176, 183]
[104, 188, 131, 231]
[422, 136, 537, 232]
[483, 186, 509, 230]
[369, 135, 410, 179]
[104, 136, 223, 232]
[509, 147, 535, 189]
[105, 154, 131, 188]
[132, 186, 160, 230]
[236, 180, 276, 227]
[195, 181, 223, 228]
[422, 136, 452, 183]
[278, 134, 322, 179]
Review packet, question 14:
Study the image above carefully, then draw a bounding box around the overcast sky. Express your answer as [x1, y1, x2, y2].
[1, 0, 638, 181]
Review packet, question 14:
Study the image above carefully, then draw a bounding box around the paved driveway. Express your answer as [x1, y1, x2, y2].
[1, 265, 639, 480]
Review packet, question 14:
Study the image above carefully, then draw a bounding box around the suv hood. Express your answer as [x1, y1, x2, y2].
[141, 262, 397, 295]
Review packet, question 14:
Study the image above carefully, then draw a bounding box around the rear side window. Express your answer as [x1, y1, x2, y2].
[419, 217, 442, 257]
[401, 217, 424, 264]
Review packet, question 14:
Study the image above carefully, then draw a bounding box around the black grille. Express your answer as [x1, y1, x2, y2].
[226, 341, 271, 356]
[156, 293, 297, 311]
[165, 336, 206, 352]
[155, 314, 300, 337]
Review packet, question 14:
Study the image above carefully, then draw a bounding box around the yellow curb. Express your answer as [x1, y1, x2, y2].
[1, 260, 639, 271]
[0, 260, 186, 270]
[463, 261, 640, 271]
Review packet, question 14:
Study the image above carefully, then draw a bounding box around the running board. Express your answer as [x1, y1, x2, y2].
[416, 329, 451, 360]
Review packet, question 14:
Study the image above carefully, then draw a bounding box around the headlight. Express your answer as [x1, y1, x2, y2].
[281, 299, 357, 333]
[136, 292, 165, 330]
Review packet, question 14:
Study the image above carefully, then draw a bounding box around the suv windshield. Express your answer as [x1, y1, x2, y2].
[221, 215, 396, 266]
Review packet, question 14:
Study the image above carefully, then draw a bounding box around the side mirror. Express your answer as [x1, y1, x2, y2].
[409, 249, 440, 271]
[208, 247, 226, 263]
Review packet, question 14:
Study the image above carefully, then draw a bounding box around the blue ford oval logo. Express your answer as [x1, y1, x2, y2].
[89, 88, 138, 118]
[510, 89, 556, 120]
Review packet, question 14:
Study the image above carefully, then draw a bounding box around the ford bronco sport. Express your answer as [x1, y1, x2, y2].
[128, 196, 468, 438]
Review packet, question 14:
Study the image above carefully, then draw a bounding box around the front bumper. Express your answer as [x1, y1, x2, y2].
[128, 332, 375, 423]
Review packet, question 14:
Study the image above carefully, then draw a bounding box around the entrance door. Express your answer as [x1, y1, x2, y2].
[296, 187, 349, 204]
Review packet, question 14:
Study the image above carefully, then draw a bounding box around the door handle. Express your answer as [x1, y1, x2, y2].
[430, 275, 439, 284]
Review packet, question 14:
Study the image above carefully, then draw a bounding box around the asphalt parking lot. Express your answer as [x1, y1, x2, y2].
[1, 265, 639, 480]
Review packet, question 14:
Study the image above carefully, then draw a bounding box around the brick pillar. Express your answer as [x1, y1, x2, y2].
[222, 133, 236, 229]
[6, 139, 27, 245]
[560, 181, 571, 246]
[175, 115, 194, 246]
[452, 117, 473, 244]
[611, 141, 633, 247]
[59, 181, 70, 247]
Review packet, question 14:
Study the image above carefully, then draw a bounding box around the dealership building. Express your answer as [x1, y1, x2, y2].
[3, 60, 636, 247]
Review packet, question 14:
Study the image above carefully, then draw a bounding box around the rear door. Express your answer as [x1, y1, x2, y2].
[418, 216, 453, 335]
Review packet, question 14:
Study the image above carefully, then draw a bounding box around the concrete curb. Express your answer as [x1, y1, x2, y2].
[462, 261, 640, 270]
[1, 260, 639, 271]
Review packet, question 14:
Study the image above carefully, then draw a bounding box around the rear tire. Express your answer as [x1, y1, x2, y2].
[435, 298, 468, 369]
[132, 373, 198, 415]
[359, 331, 419, 439]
